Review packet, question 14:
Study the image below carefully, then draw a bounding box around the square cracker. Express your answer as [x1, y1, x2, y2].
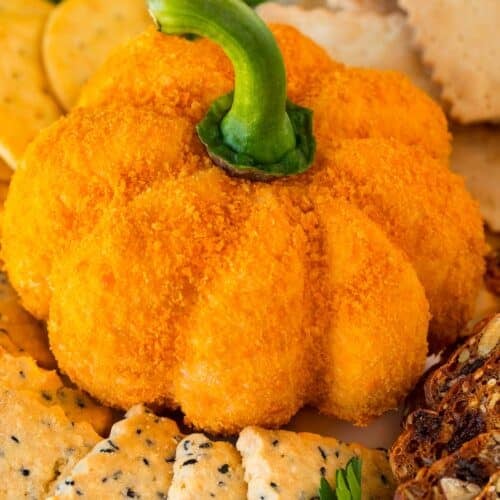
[237, 426, 394, 499]
[43, 0, 152, 110]
[169, 433, 247, 499]
[0, 350, 113, 436]
[52, 405, 182, 499]
[399, 0, 500, 123]
[0, 388, 99, 499]
[0, 8, 61, 168]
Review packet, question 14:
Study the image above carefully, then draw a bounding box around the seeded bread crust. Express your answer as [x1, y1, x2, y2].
[391, 315, 500, 483]
[394, 431, 500, 500]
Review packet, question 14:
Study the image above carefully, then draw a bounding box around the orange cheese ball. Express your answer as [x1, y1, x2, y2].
[3, 26, 485, 433]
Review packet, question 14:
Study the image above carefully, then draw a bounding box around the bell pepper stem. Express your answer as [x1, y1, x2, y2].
[148, 0, 315, 179]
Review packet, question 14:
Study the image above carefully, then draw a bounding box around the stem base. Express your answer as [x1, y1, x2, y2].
[197, 92, 315, 181]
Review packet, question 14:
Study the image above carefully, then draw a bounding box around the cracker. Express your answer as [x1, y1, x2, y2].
[257, 3, 439, 98]
[237, 426, 394, 499]
[170, 433, 247, 499]
[43, 0, 152, 110]
[0, 7, 61, 168]
[0, 271, 56, 369]
[450, 125, 500, 232]
[0, 350, 113, 436]
[0, 388, 99, 499]
[52, 404, 182, 499]
[399, 0, 500, 123]
[326, 0, 399, 14]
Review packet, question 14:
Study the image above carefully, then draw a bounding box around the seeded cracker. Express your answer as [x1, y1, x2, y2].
[169, 434, 247, 499]
[257, 3, 439, 98]
[237, 427, 394, 499]
[43, 0, 152, 110]
[399, 0, 500, 123]
[0, 2, 61, 168]
[0, 350, 113, 436]
[0, 271, 56, 369]
[0, 388, 99, 499]
[52, 405, 182, 499]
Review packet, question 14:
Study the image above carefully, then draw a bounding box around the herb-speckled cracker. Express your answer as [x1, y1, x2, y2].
[169, 433, 247, 499]
[399, 0, 500, 123]
[0, 388, 99, 499]
[52, 404, 182, 499]
[0, 3, 61, 168]
[237, 426, 394, 499]
[43, 0, 152, 110]
[0, 268, 56, 370]
[0, 350, 113, 436]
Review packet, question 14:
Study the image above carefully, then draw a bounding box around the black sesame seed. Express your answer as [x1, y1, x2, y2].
[218, 481, 225, 487]
[335, 450, 340, 458]
[318, 446, 327, 460]
[10, 436, 19, 444]
[41, 391, 53, 401]
[65, 479, 75, 486]
[20, 468, 30, 477]
[270, 482, 278, 489]
[183, 440, 190, 451]
[76, 397, 86, 408]
[199, 442, 212, 449]
[126, 488, 136, 498]
[112, 471, 122, 480]
[76, 490, 83, 496]
[320, 466, 326, 477]
[380, 474, 388, 485]
[145, 438, 154, 447]
[108, 440, 119, 450]
[183, 459, 198, 466]
[136, 429, 142, 435]
[143, 458, 150, 466]
[19, 371, 25, 379]
[218, 464, 229, 474]
[272, 439, 279, 447]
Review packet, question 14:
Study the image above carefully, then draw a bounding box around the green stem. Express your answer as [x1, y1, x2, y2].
[148, 0, 315, 179]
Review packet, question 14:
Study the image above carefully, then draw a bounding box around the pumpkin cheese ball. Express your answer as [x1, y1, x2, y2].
[2, 0, 485, 433]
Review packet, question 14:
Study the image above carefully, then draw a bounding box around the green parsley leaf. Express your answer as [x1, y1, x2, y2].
[319, 477, 336, 500]
[318, 457, 362, 500]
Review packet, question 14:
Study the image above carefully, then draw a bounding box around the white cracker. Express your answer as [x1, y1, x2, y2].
[327, 0, 399, 14]
[0, 388, 99, 499]
[169, 433, 247, 499]
[450, 125, 500, 232]
[258, 3, 439, 98]
[237, 426, 394, 499]
[399, 0, 500, 123]
[52, 404, 182, 499]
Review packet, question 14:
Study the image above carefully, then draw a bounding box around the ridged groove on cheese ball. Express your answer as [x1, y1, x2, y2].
[49, 169, 254, 411]
[311, 198, 428, 423]
[308, 138, 486, 352]
[2, 105, 197, 319]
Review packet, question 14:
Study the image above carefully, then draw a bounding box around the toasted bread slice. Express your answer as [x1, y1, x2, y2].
[424, 315, 499, 409]
[394, 431, 500, 500]
[391, 316, 499, 483]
